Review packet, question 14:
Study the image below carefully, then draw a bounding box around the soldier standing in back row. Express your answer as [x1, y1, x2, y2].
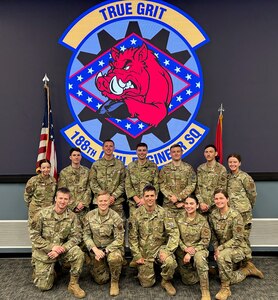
[125, 142, 159, 217]
[83, 191, 124, 296]
[129, 185, 179, 296]
[195, 144, 227, 216]
[58, 147, 91, 224]
[159, 144, 196, 217]
[24, 159, 56, 222]
[89, 139, 126, 218]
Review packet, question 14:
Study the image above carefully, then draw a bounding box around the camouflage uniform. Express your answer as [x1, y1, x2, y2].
[29, 205, 84, 291]
[209, 207, 251, 284]
[24, 174, 56, 222]
[227, 170, 257, 249]
[159, 161, 197, 216]
[195, 162, 227, 213]
[125, 159, 159, 216]
[176, 212, 211, 285]
[129, 205, 179, 287]
[58, 165, 92, 223]
[83, 208, 124, 284]
[89, 157, 125, 218]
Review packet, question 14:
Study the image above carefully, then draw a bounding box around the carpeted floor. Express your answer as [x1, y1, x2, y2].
[0, 256, 277, 300]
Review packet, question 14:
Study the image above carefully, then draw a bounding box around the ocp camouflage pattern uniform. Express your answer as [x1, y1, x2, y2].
[58, 165, 92, 224]
[29, 205, 84, 291]
[83, 208, 124, 284]
[195, 162, 227, 213]
[209, 207, 251, 284]
[24, 174, 56, 222]
[125, 159, 159, 216]
[89, 157, 125, 218]
[176, 212, 211, 285]
[227, 170, 256, 251]
[129, 205, 179, 287]
[159, 161, 197, 216]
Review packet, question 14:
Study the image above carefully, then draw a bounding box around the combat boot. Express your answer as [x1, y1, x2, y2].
[110, 280, 120, 296]
[200, 276, 211, 300]
[215, 281, 231, 300]
[68, 275, 86, 299]
[240, 260, 264, 279]
[161, 278, 176, 296]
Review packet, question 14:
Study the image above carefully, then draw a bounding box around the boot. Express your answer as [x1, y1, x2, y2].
[110, 280, 120, 296]
[68, 275, 86, 299]
[161, 278, 176, 296]
[215, 281, 231, 300]
[240, 260, 264, 279]
[200, 276, 211, 300]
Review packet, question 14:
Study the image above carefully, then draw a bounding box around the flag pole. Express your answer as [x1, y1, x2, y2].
[215, 104, 224, 164]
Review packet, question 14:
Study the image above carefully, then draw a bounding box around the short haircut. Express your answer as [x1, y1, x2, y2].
[96, 190, 110, 198]
[143, 184, 156, 195]
[204, 144, 217, 152]
[103, 139, 115, 146]
[227, 153, 241, 162]
[170, 144, 182, 151]
[56, 187, 71, 196]
[39, 159, 51, 167]
[70, 147, 81, 155]
[213, 188, 229, 198]
[136, 142, 148, 149]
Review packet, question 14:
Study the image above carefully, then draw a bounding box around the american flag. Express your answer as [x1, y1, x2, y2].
[36, 82, 58, 180]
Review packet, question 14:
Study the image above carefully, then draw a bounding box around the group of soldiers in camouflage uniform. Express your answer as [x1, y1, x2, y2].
[24, 141, 263, 300]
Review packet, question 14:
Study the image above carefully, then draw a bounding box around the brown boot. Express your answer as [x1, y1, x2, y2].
[200, 276, 211, 300]
[161, 279, 176, 296]
[110, 280, 120, 296]
[68, 275, 86, 299]
[241, 261, 264, 279]
[215, 281, 231, 300]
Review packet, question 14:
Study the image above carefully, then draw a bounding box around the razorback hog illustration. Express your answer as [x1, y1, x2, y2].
[95, 43, 173, 127]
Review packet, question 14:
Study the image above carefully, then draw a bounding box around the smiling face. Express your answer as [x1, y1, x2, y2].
[228, 156, 241, 174]
[136, 146, 148, 162]
[214, 192, 229, 211]
[170, 145, 182, 162]
[103, 141, 115, 158]
[55, 191, 70, 213]
[40, 162, 51, 177]
[184, 197, 198, 216]
[97, 193, 110, 214]
[143, 190, 157, 211]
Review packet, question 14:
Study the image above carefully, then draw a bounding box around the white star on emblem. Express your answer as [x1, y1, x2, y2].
[196, 82, 201, 88]
[164, 59, 170, 66]
[130, 38, 137, 45]
[185, 74, 192, 80]
[176, 95, 182, 102]
[98, 60, 105, 67]
[77, 90, 83, 97]
[154, 52, 159, 58]
[120, 45, 127, 52]
[174, 66, 181, 73]
[169, 104, 173, 109]
[86, 97, 92, 103]
[138, 123, 144, 129]
[68, 83, 73, 90]
[88, 68, 94, 74]
[77, 75, 83, 82]
[96, 103, 102, 109]
[186, 89, 192, 95]
[125, 123, 131, 129]
[115, 119, 122, 123]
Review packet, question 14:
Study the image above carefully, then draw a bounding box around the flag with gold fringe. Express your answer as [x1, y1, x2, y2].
[215, 104, 224, 164]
